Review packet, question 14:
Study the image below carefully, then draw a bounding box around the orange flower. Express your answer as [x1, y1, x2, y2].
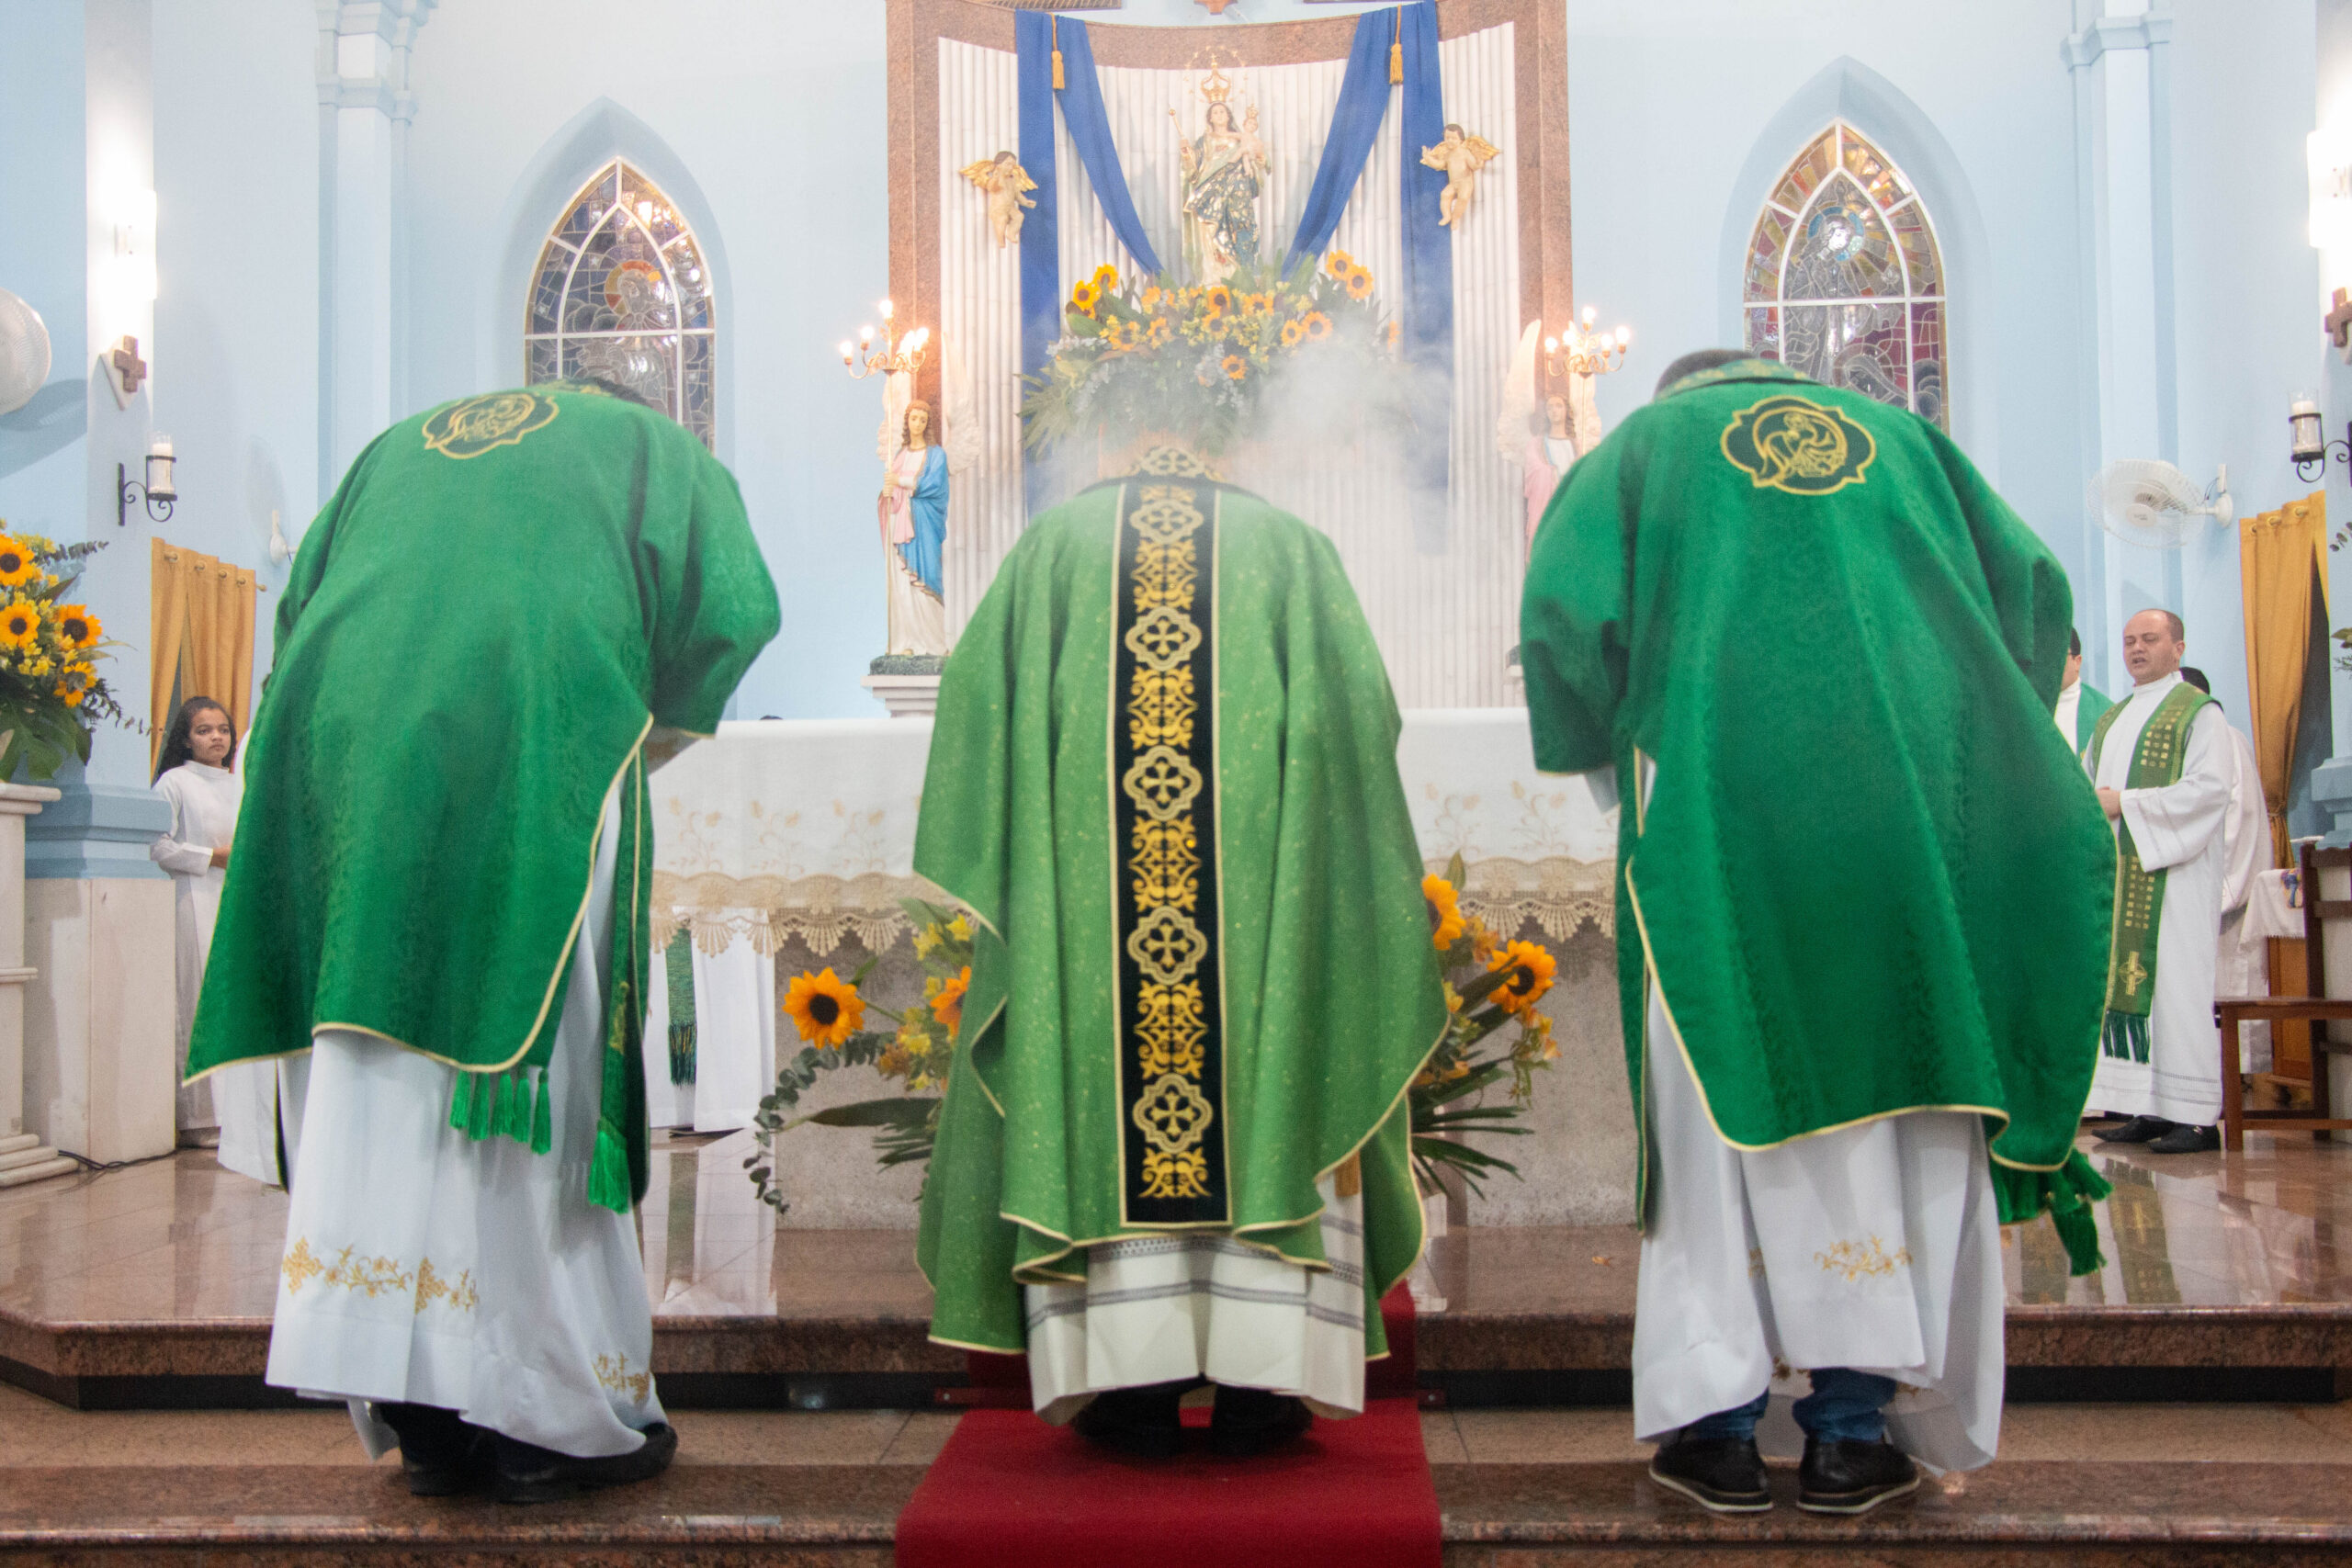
[1141, 284, 1164, 310]
[0, 536, 36, 589]
[928, 964, 972, 1034]
[1280, 320, 1305, 349]
[1324, 249, 1353, 278]
[1091, 262, 1120, 294]
[1221, 354, 1248, 381]
[1423, 874, 1464, 951]
[1487, 941, 1557, 1012]
[0, 601, 37, 649]
[783, 967, 866, 1048]
[1148, 318, 1173, 346]
[1205, 285, 1233, 317]
[1344, 266, 1374, 300]
[1385, 320, 1402, 349]
[1070, 280, 1102, 315]
[1303, 311, 1333, 342]
[52, 604, 99, 649]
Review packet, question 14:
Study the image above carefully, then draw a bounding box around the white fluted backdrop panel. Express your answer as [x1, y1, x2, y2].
[936, 24, 1523, 706]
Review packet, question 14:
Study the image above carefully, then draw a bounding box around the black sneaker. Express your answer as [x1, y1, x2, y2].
[493, 1422, 678, 1505]
[2146, 1122, 2222, 1154]
[1209, 1384, 1313, 1459]
[2095, 1115, 2175, 1145]
[375, 1401, 494, 1497]
[1070, 1380, 1189, 1460]
[1647, 1434, 1771, 1513]
[1796, 1436, 1919, 1515]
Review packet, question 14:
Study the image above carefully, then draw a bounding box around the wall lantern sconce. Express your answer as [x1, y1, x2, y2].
[118, 434, 175, 526]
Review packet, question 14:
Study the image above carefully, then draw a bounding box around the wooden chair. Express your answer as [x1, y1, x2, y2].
[2213, 840, 2352, 1150]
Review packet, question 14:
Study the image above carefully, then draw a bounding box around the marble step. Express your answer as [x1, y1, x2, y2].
[0, 1156, 74, 1189]
[0, 1460, 2346, 1562]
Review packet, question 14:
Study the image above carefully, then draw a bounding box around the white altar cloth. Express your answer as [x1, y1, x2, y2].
[645, 712, 1615, 1130]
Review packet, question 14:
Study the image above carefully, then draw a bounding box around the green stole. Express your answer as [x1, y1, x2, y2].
[664, 934, 697, 1085]
[2087, 682, 2214, 1064]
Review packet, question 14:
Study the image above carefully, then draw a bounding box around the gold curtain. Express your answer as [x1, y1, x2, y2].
[149, 539, 256, 773]
[2238, 492, 2330, 866]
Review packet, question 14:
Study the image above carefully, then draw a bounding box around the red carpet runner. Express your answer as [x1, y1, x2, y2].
[896, 1288, 1439, 1568]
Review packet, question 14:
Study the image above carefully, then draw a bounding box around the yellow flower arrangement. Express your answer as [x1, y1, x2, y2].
[783, 967, 865, 1049]
[1423, 873, 1465, 950]
[1303, 311, 1333, 343]
[1091, 262, 1120, 293]
[1344, 267, 1375, 301]
[52, 604, 99, 649]
[1487, 940, 1557, 1012]
[0, 603, 37, 649]
[1279, 320, 1305, 349]
[1070, 280, 1102, 315]
[1324, 249, 1353, 278]
[1205, 284, 1233, 316]
[0, 537, 37, 590]
[1221, 354, 1248, 381]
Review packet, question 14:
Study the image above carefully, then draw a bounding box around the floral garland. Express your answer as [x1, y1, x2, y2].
[1019, 253, 1406, 459]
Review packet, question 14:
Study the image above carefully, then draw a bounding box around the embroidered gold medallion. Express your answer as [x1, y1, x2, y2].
[1111, 476, 1227, 1224]
[1719, 393, 1875, 495]
[422, 389, 560, 459]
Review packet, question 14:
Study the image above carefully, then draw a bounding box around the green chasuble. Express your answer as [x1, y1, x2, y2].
[914, 449, 1448, 1354]
[2075, 682, 2112, 754]
[1519, 359, 2115, 1267]
[185, 383, 780, 1209]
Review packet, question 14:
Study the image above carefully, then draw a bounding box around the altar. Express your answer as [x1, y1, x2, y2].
[646, 711, 1634, 1229]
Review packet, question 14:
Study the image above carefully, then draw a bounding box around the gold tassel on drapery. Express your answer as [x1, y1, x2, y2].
[1390, 8, 1404, 85]
[2238, 492, 2331, 867]
[149, 538, 257, 774]
[1051, 15, 1064, 90]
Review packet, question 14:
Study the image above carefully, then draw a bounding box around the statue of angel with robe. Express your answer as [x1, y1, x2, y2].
[1420, 124, 1501, 229]
[1172, 73, 1266, 284]
[959, 151, 1038, 250]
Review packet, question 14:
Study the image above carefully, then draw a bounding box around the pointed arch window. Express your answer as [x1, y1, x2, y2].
[525, 160, 716, 449]
[1743, 122, 1946, 429]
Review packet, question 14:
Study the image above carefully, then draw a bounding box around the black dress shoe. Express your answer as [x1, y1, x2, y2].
[1796, 1436, 1919, 1515]
[1647, 1434, 1771, 1513]
[375, 1401, 494, 1496]
[1209, 1384, 1313, 1459]
[493, 1422, 678, 1505]
[2146, 1122, 2222, 1154]
[1070, 1380, 1189, 1460]
[2095, 1114, 2175, 1145]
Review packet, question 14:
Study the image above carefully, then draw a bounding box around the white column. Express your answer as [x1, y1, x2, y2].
[0, 784, 74, 1188]
[2066, 0, 2176, 692]
[316, 0, 433, 488]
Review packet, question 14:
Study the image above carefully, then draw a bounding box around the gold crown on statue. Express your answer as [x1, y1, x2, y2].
[1199, 64, 1233, 104]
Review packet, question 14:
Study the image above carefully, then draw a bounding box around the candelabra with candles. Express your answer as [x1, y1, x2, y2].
[1541, 306, 1631, 385]
[839, 298, 930, 380]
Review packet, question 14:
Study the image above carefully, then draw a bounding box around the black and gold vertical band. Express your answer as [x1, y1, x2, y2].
[1112, 475, 1229, 1225]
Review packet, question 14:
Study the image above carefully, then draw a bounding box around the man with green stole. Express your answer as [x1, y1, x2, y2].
[914, 445, 1446, 1458]
[2055, 626, 2110, 754]
[183, 380, 779, 1502]
[2086, 611, 2233, 1155]
[1520, 350, 2113, 1516]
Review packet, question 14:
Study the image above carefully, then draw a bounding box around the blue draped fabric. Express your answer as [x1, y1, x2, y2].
[1397, 1, 1453, 549]
[902, 446, 949, 596]
[1281, 11, 1395, 278]
[1053, 21, 1165, 279]
[1016, 12, 1061, 517]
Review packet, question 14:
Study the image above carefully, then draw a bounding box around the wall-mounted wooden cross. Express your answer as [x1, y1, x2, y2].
[108, 335, 146, 394]
[2328, 288, 2352, 353]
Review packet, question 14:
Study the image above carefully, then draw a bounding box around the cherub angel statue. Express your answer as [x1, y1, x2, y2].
[959, 150, 1038, 249]
[1420, 123, 1501, 230]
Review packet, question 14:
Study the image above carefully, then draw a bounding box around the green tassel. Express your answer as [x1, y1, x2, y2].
[448, 1071, 471, 1132]
[529, 1067, 553, 1156]
[463, 1071, 493, 1140]
[2052, 1199, 2104, 1277]
[1993, 1147, 2113, 1277]
[490, 1071, 518, 1142]
[588, 1119, 631, 1213]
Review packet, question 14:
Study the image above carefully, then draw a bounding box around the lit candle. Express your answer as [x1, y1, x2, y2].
[146, 434, 176, 501]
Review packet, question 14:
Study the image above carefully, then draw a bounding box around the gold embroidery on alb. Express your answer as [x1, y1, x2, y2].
[278, 1236, 477, 1314]
[593, 1352, 654, 1404]
[1814, 1236, 1913, 1282]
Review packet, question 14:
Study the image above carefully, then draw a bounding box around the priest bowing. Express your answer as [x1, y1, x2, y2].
[185, 378, 780, 1502]
[2089, 614, 2233, 1154]
[913, 445, 1446, 1460]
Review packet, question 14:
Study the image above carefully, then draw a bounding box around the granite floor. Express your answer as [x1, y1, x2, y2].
[6, 1126, 2348, 1337]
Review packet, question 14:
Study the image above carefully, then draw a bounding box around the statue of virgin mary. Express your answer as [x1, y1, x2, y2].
[1175, 76, 1265, 285]
[876, 398, 950, 657]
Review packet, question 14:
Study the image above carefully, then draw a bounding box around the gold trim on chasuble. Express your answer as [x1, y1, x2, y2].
[1112, 475, 1230, 1226]
[1719, 393, 1875, 496]
[421, 389, 560, 458]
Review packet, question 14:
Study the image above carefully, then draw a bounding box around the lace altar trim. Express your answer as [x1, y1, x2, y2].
[1433, 855, 1615, 941]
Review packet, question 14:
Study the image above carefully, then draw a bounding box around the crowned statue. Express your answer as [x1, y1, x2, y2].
[1172, 67, 1266, 286]
[876, 396, 950, 657]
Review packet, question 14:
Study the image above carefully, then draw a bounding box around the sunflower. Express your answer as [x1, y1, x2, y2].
[0, 536, 37, 590]
[51, 604, 99, 649]
[1303, 311, 1333, 342]
[1423, 874, 1465, 951]
[1344, 266, 1374, 300]
[1324, 249, 1353, 278]
[1220, 354, 1248, 381]
[928, 964, 973, 1033]
[1091, 262, 1120, 294]
[1487, 941, 1557, 1012]
[1205, 284, 1233, 316]
[55, 682, 85, 708]
[783, 967, 866, 1049]
[0, 601, 38, 649]
[1070, 280, 1101, 315]
[1148, 318, 1174, 346]
[1280, 319, 1305, 349]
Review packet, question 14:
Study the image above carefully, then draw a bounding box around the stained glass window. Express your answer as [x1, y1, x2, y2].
[525, 161, 716, 449]
[1743, 123, 1946, 429]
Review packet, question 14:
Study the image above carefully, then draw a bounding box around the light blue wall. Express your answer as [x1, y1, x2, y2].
[0, 3, 90, 547]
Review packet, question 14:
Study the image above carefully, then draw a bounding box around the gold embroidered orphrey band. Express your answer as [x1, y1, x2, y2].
[1112, 470, 1230, 1225]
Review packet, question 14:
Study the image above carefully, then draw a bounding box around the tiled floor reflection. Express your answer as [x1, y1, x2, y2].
[4, 1130, 2350, 1340]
